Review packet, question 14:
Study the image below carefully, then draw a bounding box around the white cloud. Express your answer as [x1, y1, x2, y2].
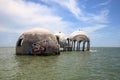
[58, 0, 85, 20]
[0, 0, 109, 34]
[0, 0, 114, 47]
[46, 0, 109, 23]
[0, 25, 7, 32]
[45, 0, 89, 21]
[93, 0, 111, 8]
[0, 0, 70, 33]
[81, 24, 107, 33]
[0, 24, 24, 33]
[71, 24, 107, 35]
[89, 9, 109, 23]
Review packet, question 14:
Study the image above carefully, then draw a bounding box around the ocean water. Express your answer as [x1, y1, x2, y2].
[0, 47, 120, 80]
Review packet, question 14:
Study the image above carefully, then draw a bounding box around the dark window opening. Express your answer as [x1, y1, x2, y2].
[17, 39, 23, 46]
[56, 36, 60, 44]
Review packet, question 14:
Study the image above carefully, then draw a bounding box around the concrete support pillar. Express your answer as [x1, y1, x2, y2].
[64, 40, 67, 51]
[73, 40, 76, 51]
[67, 38, 70, 47]
[82, 41, 85, 51]
[79, 41, 81, 51]
[66, 38, 72, 51]
[77, 41, 80, 51]
[72, 41, 73, 51]
[66, 38, 69, 51]
[87, 41, 90, 51]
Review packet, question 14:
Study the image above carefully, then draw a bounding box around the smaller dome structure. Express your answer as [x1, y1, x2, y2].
[68, 30, 90, 51]
[16, 28, 60, 55]
[55, 32, 68, 51]
[70, 30, 88, 37]
[69, 30, 89, 41]
[55, 32, 67, 42]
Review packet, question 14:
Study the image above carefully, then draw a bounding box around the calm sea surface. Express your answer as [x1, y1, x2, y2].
[0, 47, 120, 80]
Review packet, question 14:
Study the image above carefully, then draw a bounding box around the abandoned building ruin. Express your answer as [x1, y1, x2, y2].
[55, 30, 90, 51]
[16, 28, 60, 55]
[16, 28, 90, 55]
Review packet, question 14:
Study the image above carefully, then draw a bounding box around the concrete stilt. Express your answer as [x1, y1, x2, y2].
[79, 41, 81, 51]
[72, 41, 73, 51]
[77, 41, 80, 51]
[73, 40, 76, 51]
[87, 41, 90, 51]
[82, 42, 85, 51]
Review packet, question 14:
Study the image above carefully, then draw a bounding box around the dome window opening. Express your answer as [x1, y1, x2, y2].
[17, 39, 23, 47]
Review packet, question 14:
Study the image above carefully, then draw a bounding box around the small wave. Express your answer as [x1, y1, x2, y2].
[90, 50, 97, 52]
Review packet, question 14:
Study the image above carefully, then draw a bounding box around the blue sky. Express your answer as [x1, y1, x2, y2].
[0, 0, 120, 47]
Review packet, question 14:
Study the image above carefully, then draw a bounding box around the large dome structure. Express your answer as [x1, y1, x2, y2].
[68, 30, 90, 51]
[16, 28, 60, 55]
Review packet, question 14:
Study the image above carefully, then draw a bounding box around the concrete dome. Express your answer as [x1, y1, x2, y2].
[24, 28, 51, 34]
[70, 30, 88, 38]
[69, 30, 89, 41]
[54, 32, 68, 51]
[55, 32, 67, 41]
[68, 30, 90, 51]
[16, 28, 60, 55]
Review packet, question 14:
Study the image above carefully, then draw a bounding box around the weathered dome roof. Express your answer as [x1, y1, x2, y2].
[55, 32, 67, 41]
[69, 30, 89, 41]
[69, 30, 88, 38]
[24, 28, 51, 34]
[19, 28, 55, 41]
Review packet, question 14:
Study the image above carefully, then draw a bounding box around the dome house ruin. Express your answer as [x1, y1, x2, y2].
[68, 30, 90, 51]
[16, 28, 60, 55]
[55, 30, 90, 51]
[55, 32, 68, 51]
[16, 28, 90, 56]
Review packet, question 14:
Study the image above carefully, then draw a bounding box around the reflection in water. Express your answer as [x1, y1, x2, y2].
[0, 47, 120, 80]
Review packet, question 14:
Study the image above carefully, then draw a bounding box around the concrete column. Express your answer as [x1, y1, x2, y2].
[67, 38, 70, 47]
[79, 41, 81, 51]
[66, 38, 69, 51]
[73, 40, 76, 51]
[77, 41, 80, 51]
[82, 41, 85, 51]
[87, 41, 90, 51]
[72, 41, 73, 51]
[64, 40, 67, 51]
